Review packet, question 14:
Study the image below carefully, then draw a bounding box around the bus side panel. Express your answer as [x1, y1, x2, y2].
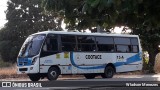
[39, 52, 142, 74]
[72, 52, 116, 65]
[115, 52, 142, 72]
[70, 52, 116, 74]
[39, 52, 71, 73]
[71, 52, 142, 74]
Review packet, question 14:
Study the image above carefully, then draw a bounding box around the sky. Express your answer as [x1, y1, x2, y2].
[0, 0, 7, 28]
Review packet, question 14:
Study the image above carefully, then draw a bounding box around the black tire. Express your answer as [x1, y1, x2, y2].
[28, 74, 41, 81]
[84, 74, 96, 79]
[101, 66, 115, 78]
[47, 67, 60, 81]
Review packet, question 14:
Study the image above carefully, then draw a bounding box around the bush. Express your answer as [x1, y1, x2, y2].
[142, 51, 149, 70]
[0, 60, 12, 68]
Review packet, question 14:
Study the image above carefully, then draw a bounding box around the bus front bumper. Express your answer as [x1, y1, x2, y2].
[17, 65, 39, 74]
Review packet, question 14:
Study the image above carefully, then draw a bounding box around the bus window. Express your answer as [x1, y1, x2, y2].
[131, 38, 138, 45]
[114, 37, 130, 45]
[116, 45, 131, 52]
[96, 37, 114, 44]
[97, 44, 114, 52]
[77, 36, 96, 51]
[61, 35, 77, 51]
[132, 45, 139, 52]
[77, 36, 95, 43]
[96, 37, 114, 52]
[131, 38, 139, 52]
[61, 35, 76, 43]
[62, 43, 76, 51]
[41, 34, 58, 57]
[114, 37, 132, 53]
[43, 36, 58, 51]
[44, 38, 52, 51]
[78, 44, 96, 51]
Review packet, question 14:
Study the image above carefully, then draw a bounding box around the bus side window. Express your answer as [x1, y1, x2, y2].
[50, 38, 58, 51]
[46, 38, 53, 51]
[96, 37, 114, 52]
[61, 35, 76, 51]
[77, 36, 96, 51]
[43, 42, 47, 51]
[40, 35, 58, 57]
[116, 45, 131, 53]
[42, 38, 52, 51]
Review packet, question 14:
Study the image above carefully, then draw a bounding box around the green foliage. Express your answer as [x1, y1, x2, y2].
[41, 0, 64, 12]
[142, 52, 149, 71]
[0, 59, 12, 67]
[0, 0, 61, 62]
[0, 41, 12, 62]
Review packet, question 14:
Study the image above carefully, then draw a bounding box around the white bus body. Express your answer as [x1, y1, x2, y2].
[17, 31, 142, 81]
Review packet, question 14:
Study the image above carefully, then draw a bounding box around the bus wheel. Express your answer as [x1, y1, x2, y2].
[28, 74, 41, 81]
[101, 66, 115, 78]
[84, 74, 96, 79]
[47, 67, 60, 81]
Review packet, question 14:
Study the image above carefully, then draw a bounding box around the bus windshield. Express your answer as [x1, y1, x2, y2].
[18, 34, 46, 57]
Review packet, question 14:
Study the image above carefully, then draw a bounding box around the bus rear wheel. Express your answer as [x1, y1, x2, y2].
[47, 67, 60, 81]
[84, 74, 96, 79]
[28, 74, 41, 81]
[101, 66, 115, 78]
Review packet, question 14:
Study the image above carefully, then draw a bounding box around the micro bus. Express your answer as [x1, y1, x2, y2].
[17, 31, 142, 81]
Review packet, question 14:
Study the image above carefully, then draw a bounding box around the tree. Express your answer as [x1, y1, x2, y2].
[42, 0, 160, 72]
[112, 0, 160, 71]
[42, 0, 101, 31]
[0, 0, 59, 62]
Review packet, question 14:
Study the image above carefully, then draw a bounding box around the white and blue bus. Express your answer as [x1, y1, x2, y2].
[17, 31, 142, 81]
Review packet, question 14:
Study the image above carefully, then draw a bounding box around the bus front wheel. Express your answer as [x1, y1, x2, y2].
[47, 67, 60, 81]
[101, 66, 115, 78]
[28, 74, 41, 81]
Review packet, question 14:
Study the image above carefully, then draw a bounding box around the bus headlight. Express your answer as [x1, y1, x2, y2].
[32, 56, 38, 65]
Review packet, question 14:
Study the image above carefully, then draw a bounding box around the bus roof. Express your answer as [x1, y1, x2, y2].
[32, 31, 139, 37]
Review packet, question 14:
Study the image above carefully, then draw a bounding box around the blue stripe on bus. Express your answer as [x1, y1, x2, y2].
[70, 52, 142, 69]
[114, 53, 142, 67]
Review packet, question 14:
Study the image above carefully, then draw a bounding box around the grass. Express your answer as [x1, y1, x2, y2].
[0, 66, 28, 79]
[0, 60, 27, 79]
[0, 59, 16, 77]
[0, 60, 12, 68]
[0, 66, 16, 74]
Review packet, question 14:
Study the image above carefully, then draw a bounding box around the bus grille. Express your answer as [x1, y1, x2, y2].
[18, 58, 30, 66]
[19, 68, 28, 71]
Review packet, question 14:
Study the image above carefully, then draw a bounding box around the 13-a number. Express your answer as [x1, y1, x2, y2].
[117, 56, 124, 59]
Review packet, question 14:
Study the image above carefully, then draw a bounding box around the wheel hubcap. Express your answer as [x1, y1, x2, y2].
[50, 71, 56, 78]
[107, 70, 113, 77]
